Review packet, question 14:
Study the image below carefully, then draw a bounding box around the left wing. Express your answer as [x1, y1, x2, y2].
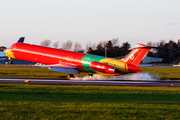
[34, 63, 80, 74]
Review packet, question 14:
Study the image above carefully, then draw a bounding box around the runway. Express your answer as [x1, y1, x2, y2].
[0, 78, 180, 86]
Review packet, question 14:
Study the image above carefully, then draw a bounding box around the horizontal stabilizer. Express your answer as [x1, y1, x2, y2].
[17, 37, 25, 43]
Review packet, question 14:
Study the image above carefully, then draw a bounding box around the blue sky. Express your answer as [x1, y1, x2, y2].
[1, 0, 180, 48]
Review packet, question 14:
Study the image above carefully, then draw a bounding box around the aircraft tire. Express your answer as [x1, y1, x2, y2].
[9, 60, 13, 64]
[87, 73, 93, 77]
[67, 74, 75, 80]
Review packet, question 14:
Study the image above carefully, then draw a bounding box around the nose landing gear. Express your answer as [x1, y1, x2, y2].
[8, 58, 13, 64]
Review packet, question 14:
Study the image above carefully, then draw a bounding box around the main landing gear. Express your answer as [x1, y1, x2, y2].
[8, 58, 13, 64]
[67, 73, 94, 80]
[87, 73, 93, 77]
[67, 73, 75, 80]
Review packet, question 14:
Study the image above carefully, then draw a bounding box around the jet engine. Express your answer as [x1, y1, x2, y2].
[90, 61, 117, 74]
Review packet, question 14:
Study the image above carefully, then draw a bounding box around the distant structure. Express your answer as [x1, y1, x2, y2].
[0, 59, 35, 65]
[0, 46, 6, 51]
[142, 56, 163, 64]
[114, 56, 163, 64]
[0, 51, 7, 61]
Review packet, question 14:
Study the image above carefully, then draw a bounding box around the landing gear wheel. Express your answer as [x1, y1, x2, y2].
[67, 74, 75, 80]
[87, 73, 93, 77]
[9, 60, 13, 64]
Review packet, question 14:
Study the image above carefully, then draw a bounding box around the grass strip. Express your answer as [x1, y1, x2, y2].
[0, 84, 180, 119]
[141, 67, 180, 80]
[1, 66, 180, 79]
[0, 67, 87, 79]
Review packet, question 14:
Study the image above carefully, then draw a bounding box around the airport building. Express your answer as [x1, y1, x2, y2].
[141, 56, 163, 64]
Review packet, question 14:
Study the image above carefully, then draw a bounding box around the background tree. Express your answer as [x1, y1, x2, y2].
[147, 41, 152, 46]
[53, 41, 59, 48]
[87, 47, 95, 54]
[146, 39, 180, 63]
[39, 38, 180, 63]
[40, 40, 51, 47]
[86, 38, 131, 58]
[0, 46, 7, 51]
[96, 41, 105, 56]
[86, 42, 96, 53]
[146, 42, 157, 57]
[121, 42, 130, 56]
[111, 38, 119, 46]
[74, 41, 82, 52]
[96, 41, 103, 51]
[62, 40, 73, 50]
[105, 40, 113, 49]
[86, 42, 91, 52]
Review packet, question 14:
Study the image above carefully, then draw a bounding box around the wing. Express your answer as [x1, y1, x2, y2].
[34, 63, 80, 74]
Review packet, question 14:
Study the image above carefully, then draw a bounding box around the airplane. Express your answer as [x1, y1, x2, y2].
[4, 37, 151, 79]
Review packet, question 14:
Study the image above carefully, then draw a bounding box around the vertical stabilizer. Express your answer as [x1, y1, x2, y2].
[121, 43, 151, 67]
[17, 37, 25, 43]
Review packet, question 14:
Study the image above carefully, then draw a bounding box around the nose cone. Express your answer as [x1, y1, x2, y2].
[4, 48, 15, 59]
[4, 48, 8, 56]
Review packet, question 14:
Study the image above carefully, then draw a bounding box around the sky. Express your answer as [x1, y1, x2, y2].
[0, 0, 180, 49]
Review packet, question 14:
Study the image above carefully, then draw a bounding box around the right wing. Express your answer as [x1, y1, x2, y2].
[34, 63, 80, 74]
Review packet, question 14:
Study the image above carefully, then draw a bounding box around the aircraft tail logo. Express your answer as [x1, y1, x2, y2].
[121, 43, 151, 67]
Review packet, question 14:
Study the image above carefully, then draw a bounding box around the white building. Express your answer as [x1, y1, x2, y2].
[0, 51, 7, 61]
[142, 56, 163, 64]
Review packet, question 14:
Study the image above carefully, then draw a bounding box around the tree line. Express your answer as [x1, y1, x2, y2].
[1, 38, 180, 63]
[40, 39, 83, 52]
[40, 38, 180, 63]
[147, 40, 180, 63]
[40, 38, 131, 58]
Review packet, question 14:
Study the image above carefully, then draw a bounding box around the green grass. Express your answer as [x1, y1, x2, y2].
[0, 84, 180, 119]
[1, 66, 180, 119]
[1, 66, 180, 80]
[0, 67, 87, 79]
[141, 67, 180, 80]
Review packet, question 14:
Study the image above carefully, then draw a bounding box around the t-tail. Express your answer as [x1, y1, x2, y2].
[121, 43, 151, 67]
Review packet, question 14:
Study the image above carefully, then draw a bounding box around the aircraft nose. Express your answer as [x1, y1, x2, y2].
[4, 48, 15, 59]
[4, 48, 9, 56]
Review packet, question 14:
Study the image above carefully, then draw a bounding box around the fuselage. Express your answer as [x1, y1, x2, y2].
[4, 43, 141, 75]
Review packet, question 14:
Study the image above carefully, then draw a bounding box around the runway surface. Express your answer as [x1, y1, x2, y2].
[0, 78, 180, 86]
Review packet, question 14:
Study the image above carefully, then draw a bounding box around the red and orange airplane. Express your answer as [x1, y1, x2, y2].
[4, 37, 151, 79]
